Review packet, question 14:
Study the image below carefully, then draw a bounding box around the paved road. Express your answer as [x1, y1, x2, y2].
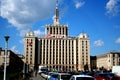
[31, 74, 46, 80]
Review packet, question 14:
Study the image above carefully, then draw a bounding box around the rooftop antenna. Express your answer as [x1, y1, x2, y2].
[54, 0, 59, 25]
[56, 0, 58, 8]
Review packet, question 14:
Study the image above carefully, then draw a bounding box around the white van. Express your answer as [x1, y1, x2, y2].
[38, 66, 48, 73]
[112, 66, 120, 76]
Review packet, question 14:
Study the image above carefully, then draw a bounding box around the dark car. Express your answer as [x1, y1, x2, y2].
[95, 73, 115, 80]
[48, 73, 59, 80]
[58, 73, 72, 80]
[111, 76, 120, 80]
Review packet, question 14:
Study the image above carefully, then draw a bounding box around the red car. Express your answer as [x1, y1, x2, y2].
[95, 73, 115, 80]
[111, 76, 120, 80]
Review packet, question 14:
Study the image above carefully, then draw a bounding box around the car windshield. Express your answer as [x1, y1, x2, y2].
[51, 74, 59, 78]
[76, 77, 94, 80]
[61, 75, 71, 79]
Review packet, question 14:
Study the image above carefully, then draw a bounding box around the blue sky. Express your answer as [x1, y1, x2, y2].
[0, 0, 120, 56]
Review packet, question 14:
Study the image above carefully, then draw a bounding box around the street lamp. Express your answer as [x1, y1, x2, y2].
[4, 36, 10, 80]
[22, 56, 25, 79]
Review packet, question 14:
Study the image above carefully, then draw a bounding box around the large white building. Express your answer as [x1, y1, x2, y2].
[97, 51, 120, 70]
[24, 1, 90, 71]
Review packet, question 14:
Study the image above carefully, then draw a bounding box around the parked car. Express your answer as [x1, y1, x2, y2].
[94, 73, 115, 80]
[41, 72, 50, 79]
[58, 73, 71, 80]
[86, 71, 96, 77]
[70, 75, 95, 80]
[48, 72, 71, 80]
[48, 73, 59, 80]
[111, 76, 120, 80]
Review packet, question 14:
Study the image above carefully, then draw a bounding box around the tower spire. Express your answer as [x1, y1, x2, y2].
[54, 0, 59, 25]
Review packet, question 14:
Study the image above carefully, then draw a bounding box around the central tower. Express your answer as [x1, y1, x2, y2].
[54, 0, 59, 25]
[45, 0, 68, 38]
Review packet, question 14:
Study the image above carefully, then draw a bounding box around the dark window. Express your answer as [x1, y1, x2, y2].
[76, 77, 94, 80]
[113, 54, 115, 57]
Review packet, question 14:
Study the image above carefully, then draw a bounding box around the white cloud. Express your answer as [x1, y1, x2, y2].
[34, 29, 45, 37]
[1, 0, 56, 36]
[115, 38, 120, 44]
[52, 15, 56, 21]
[106, 0, 120, 16]
[74, 0, 85, 9]
[11, 46, 20, 54]
[94, 40, 104, 47]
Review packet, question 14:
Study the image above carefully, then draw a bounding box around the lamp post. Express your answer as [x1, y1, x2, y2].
[22, 56, 25, 79]
[4, 36, 10, 80]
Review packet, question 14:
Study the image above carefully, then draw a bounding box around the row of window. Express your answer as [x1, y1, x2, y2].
[26, 58, 32, 64]
[26, 39, 33, 42]
[42, 60, 74, 65]
[41, 39, 74, 45]
[112, 54, 120, 57]
[82, 41, 88, 45]
[47, 26, 68, 35]
[47, 66, 75, 69]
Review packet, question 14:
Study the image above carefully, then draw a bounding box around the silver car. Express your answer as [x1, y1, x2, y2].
[70, 75, 95, 80]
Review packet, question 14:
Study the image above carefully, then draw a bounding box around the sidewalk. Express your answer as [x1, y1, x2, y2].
[31, 74, 46, 80]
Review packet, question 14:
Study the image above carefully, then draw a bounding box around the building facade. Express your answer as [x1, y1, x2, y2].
[97, 52, 120, 70]
[90, 56, 97, 71]
[0, 49, 10, 66]
[0, 48, 24, 72]
[24, 1, 90, 71]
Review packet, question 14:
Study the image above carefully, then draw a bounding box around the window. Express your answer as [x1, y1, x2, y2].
[82, 41, 84, 45]
[86, 41, 88, 45]
[50, 27, 52, 34]
[86, 56, 88, 58]
[113, 62, 115, 66]
[82, 49, 84, 51]
[113, 54, 115, 57]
